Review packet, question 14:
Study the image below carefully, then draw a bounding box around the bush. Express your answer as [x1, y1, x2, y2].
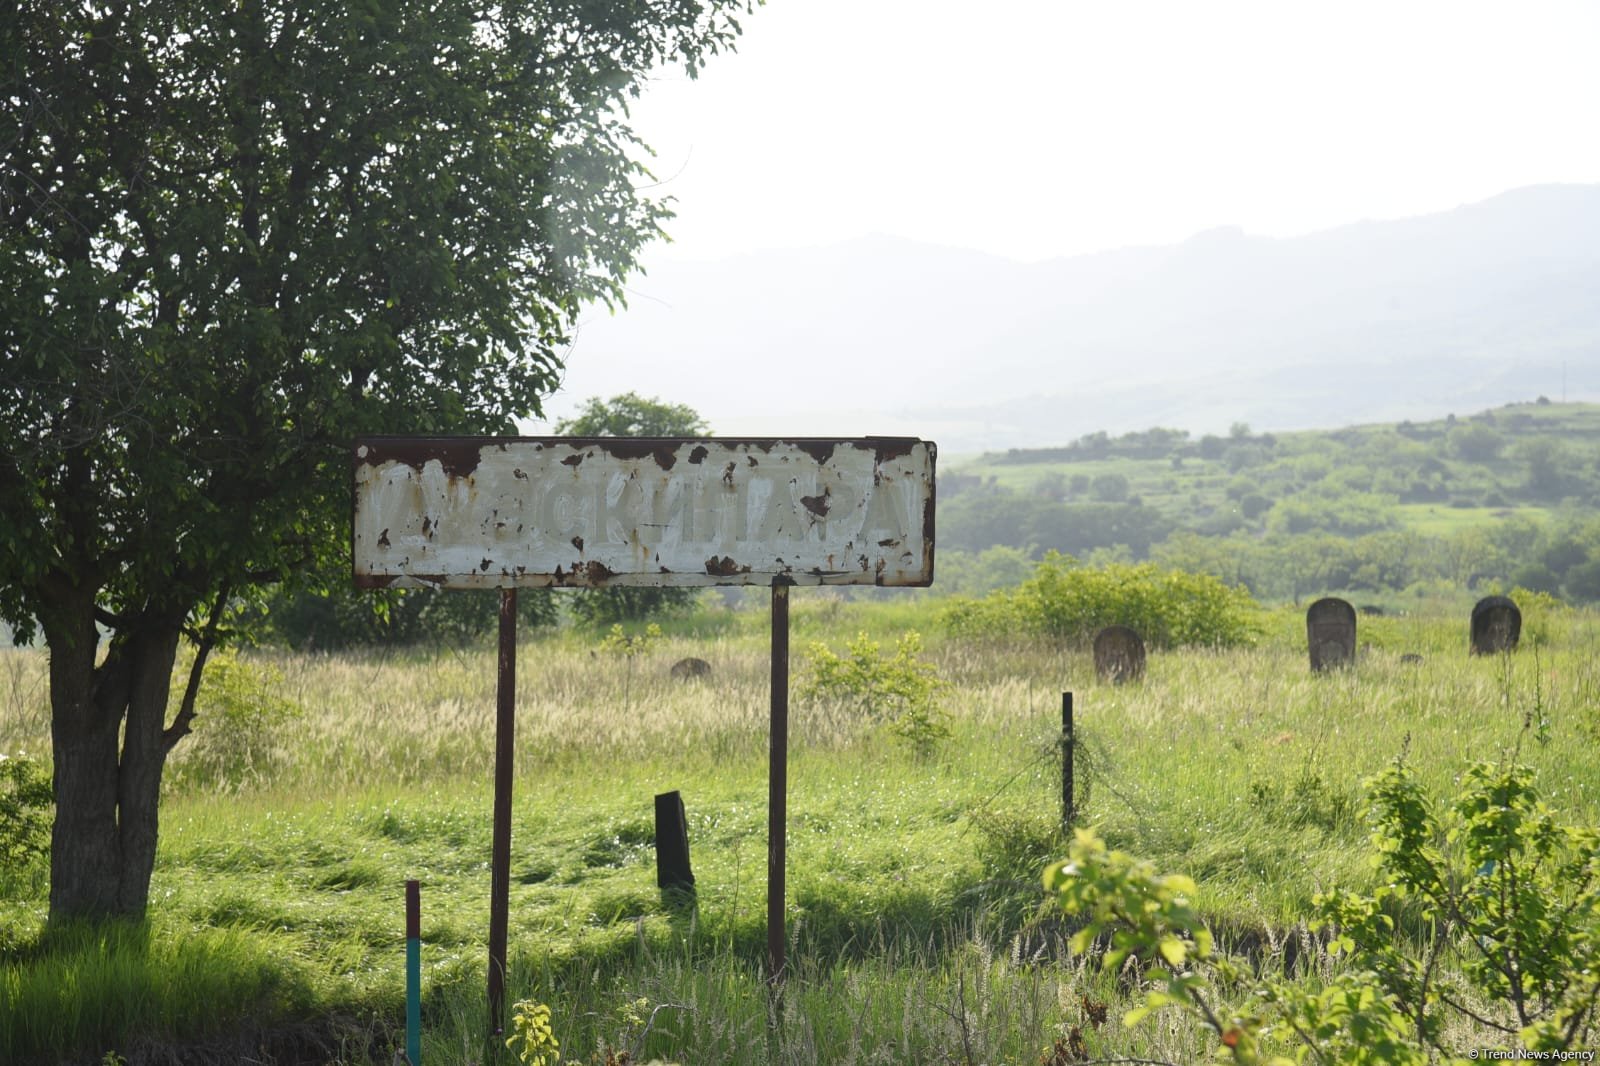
[1509, 563, 1562, 596]
[1047, 757, 1600, 1063]
[1240, 493, 1273, 520]
[1447, 422, 1505, 462]
[566, 586, 700, 628]
[1566, 559, 1600, 604]
[165, 650, 303, 792]
[0, 750, 52, 872]
[798, 631, 950, 758]
[1090, 472, 1130, 502]
[256, 583, 559, 650]
[942, 553, 1258, 648]
[1267, 491, 1400, 536]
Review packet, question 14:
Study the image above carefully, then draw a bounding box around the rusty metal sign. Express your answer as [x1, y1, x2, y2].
[353, 437, 936, 589]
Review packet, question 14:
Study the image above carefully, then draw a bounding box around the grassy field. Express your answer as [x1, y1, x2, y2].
[947, 400, 1600, 540]
[1390, 502, 1553, 537]
[2, 596, 1599, 1064]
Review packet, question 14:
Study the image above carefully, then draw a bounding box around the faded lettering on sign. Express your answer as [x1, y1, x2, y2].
[353, 438, 935, 589]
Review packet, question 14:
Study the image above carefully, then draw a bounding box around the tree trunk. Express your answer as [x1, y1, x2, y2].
[46, 592, 183, 923]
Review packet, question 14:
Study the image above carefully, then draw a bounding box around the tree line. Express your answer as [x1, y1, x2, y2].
[941, 403, 1600, 604]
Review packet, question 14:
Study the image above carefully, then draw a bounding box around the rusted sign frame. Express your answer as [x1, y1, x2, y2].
[352, 436, 936, 590]
[351, 436, 936, 1028]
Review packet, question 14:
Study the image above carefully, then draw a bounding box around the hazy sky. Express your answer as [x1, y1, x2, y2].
[621, 0, 1600, 264]
[531, 0, 1600, 439]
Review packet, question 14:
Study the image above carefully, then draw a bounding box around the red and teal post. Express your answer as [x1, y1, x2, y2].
[406, 879, 421, 1065]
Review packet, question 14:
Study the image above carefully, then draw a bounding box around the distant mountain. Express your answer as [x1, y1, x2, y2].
[550, 185, 1600, 453]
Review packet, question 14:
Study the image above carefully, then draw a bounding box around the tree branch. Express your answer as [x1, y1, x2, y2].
[162, 581, 231, 752]
[1436, 992, 1517, 1035]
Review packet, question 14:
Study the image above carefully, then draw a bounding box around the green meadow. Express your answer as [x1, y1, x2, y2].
[3, 594, 1597, 1064]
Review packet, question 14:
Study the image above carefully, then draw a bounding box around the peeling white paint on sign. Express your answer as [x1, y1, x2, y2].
[352, 438, 936, 589]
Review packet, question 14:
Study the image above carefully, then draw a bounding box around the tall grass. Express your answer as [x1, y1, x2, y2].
[1, 600, 1597, 1062]
[0, 920, 319, 1062]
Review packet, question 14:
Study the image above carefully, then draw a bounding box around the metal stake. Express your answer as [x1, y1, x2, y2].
[767, 582, 790, 985]
[1062, 691, 1075, 833]
[488, 589, 517, 1034]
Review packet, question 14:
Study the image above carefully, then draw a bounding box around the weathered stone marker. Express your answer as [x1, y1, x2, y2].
[670, 656, 712, 680]
[654, 790, 696, 897]
[1306, 597, 1356, 671]
[1470, 596, 1521, 655]
[1093, 625, 1146, 683]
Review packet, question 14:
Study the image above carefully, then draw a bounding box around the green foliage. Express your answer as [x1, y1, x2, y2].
[553, 392, 710, 438]
[943, 553, 1259, 648]
[940, 490, 1175, 558]
[1320, 758, 1600, 1053]
[1447, 422, 1505, 462]
[1046, 827, 1426, 1064]
[597, 622, 663, 714]
[1510, 562, 1562, 595]
[0, 751, 52, 871]
[1, 0, 749, 639]
[1241, 493, 1274, 520]
[255, 584, 557, 651]
[1247, 764, 1356, 833]
[993, 426, 1191, 464]
[598, 623, 663, 659]
[1, 0, 754, 920]
[929, 545, 1037, 598]
[968, 807, 1068, 931]
[1566, 559, 1600, 603]
[798, 631, 950, 757]
[954, 403, 1600, 605]
[1047, 758, 1600, 1064]
[1513, 438, 1582, 501]
[0, 919, 318, 1063]
[1090, 472, 1130, 502]
[506, 999, 562, 1066]
[4, 616, 1600, 1061]
[165, 651, 302, 792]
[566, 586, 701, 628]
[1268, 492, 1401, 537]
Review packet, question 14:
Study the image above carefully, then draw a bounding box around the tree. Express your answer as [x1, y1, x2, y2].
[1089, 472, 1130, 503]
[554, 392, 709, 439]
[1566, 559, 1600, 604]
[255, 582, 558, 651]
[1514, 438, 1577, 500]
[1447, 422, 1505, 462]
[553, 393, 710, 625]
[0, 1, 752, 922]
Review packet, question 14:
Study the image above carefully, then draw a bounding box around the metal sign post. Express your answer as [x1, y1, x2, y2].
[353, 437, 935, 1031]
[767, 581, 790, 984]
[488, 588, 516, 1034]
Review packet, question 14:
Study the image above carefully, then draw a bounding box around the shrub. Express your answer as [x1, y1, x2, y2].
[1090, 472, 1130, 502]
[1240, 493, 1273, 520]
[1565, 559, 1600, 604]
[567, 586, 701, 628]
[1046, 757, 1600, 1063]
[505, 999, 561, 1066]
[0, 750, 52, 871]
[165, 650, 303, 792]
[798, 631, 950, 758]
[256, 583, 558, 651]
[942, 553, 1258, 648]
